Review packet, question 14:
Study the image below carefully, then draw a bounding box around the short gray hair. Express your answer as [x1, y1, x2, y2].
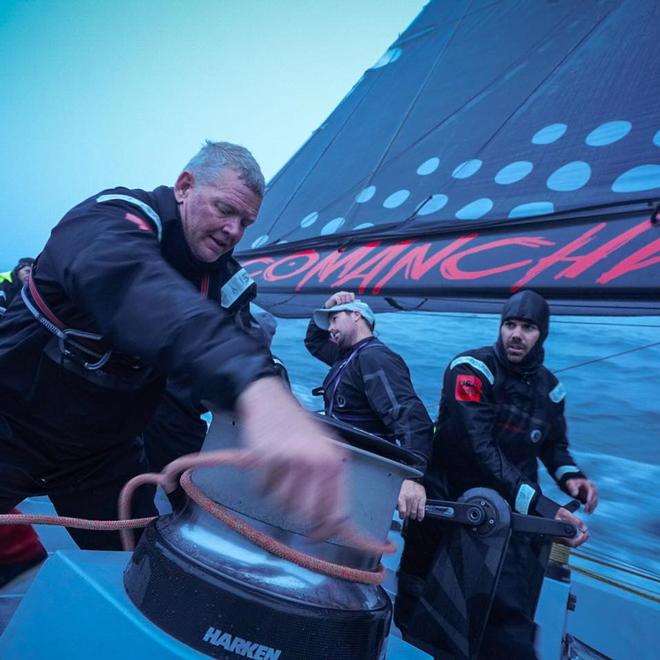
[183, 140, 265, 196]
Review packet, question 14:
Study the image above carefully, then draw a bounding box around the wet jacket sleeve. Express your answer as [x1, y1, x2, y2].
[359, 348, 432, 472]
[304, 319, 341, 366]
[42, 198, 276, 410]
[539, 383, 587, 494]
[445, 361, 559, 517]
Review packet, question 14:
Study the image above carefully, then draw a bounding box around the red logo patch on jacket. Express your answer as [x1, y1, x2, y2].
[455, 374, 483, 402]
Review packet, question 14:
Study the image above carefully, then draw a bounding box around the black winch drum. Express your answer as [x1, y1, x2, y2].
[124, 412, 422, 659]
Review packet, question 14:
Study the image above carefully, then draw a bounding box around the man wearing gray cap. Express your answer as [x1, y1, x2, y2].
[305, 290, 433, 521]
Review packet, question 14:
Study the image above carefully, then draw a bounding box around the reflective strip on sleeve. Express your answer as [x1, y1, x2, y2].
[96, 194, 163, 241]
[221, 269, 255, 309]
[549, 381, 566, 403]
[555, 465, 581, 481]
[449, 356, 494, 385]
[515, 483, 536, 514]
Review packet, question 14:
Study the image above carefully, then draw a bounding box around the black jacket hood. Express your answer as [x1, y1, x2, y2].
[495, 290, 550, 375]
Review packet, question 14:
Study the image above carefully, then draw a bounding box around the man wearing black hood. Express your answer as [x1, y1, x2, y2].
[396, 289, 597, 659]
[0, 257, 34, 314]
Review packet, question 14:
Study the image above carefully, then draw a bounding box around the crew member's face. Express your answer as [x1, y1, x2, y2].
[328, 310, 360, 349]
[500, 318, 540, 363]
[17, 265, 32, 284]
[175, 168, 262, 263]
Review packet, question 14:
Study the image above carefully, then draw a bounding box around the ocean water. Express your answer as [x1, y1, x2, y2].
[271, 312, 660, 576]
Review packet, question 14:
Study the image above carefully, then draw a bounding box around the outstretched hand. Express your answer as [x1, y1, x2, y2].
[565, 478, 598, 514]
[236, 377, 348, 540]
[324, 290, 355, 309]
[555, 506, 590, 548]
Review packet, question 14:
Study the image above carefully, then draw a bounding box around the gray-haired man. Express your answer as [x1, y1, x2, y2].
[0, 141, 345, 556]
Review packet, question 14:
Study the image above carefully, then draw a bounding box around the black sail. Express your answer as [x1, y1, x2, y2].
[239, 0, 660, 316]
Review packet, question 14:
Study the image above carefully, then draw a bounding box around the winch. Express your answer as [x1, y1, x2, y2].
[124, 413, 423, 659]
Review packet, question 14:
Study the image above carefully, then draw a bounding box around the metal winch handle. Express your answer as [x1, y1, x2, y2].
[424, 496, 579, 539]
[510, 513, 577, 538]
[424, 500, 486, 526]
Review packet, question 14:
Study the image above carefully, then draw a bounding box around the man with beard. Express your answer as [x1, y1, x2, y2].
[305, 290, 433, 522]
[396, 289, 598, 659]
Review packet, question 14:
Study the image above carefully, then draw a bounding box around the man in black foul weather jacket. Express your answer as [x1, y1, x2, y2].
[396, 290, 598, 659]
[143, 305, 290, 510]
[0, 141, 346, 557]
[305, 290, 433, 522]
[0, 257, 34, 314]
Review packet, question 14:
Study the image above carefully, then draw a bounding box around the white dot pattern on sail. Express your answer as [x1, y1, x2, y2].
[495, 161, 533, 185]
[532, 123, 567, 145]
[585, 121, 631, 146]
[417, 157, 440, 176]
[417, 194, 448, 216]
[546, 161, 591, 192]
[455, 198, 493, 220]
[251, 235, 269, 248]
[383, 189, 410, 209]
[509, 202, 554, 219]
[321, 217, 345, 235]
[372, 47, 402, 69]
[355, 186, 376, 203]
[612, 165, 660, 193]
[300, 212, 319, 228]
[452, 159, 482, 179]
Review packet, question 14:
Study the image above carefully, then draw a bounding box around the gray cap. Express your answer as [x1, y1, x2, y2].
[313, 300, 376, 330]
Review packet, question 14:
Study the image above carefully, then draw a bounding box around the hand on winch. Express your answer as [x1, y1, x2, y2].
[237, 376, 349, 540]
[555, 506, 590, 548]
[397, 480, 427, 521]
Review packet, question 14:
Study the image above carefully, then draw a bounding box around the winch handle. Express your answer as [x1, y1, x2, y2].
[563, 499, 581, 513]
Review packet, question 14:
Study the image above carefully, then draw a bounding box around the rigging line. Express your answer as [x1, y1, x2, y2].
[413, 312, 660, 328]
[394, 2, 617, 232]
[570, 564, 660, 604]
[262, 68, 383, 241]
[267, 2, 475, 247]
[551, 320, 660, 329]
[572, 550, 660, 583]
[553, 341, 660, 374]
[345, 0, 475, 218]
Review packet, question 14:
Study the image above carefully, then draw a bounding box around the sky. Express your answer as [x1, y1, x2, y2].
[0, 0, 427, 269]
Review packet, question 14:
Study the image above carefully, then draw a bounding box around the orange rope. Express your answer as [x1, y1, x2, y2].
[1, 449, 395, 585]
[179, 470, 395, 585]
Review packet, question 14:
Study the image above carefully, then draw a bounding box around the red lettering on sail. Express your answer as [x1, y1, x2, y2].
[332, 241, 413, 293]
[513, 224, 605, 289]
[598, 236, 660, 284]
[297, 242, 381, 290]
[441, 237, 553, 280]
[513, 221, 656, 289]
[372, 236, 476, 294]
[262, 250, 320, 282]
[242, 257, 275, 278]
